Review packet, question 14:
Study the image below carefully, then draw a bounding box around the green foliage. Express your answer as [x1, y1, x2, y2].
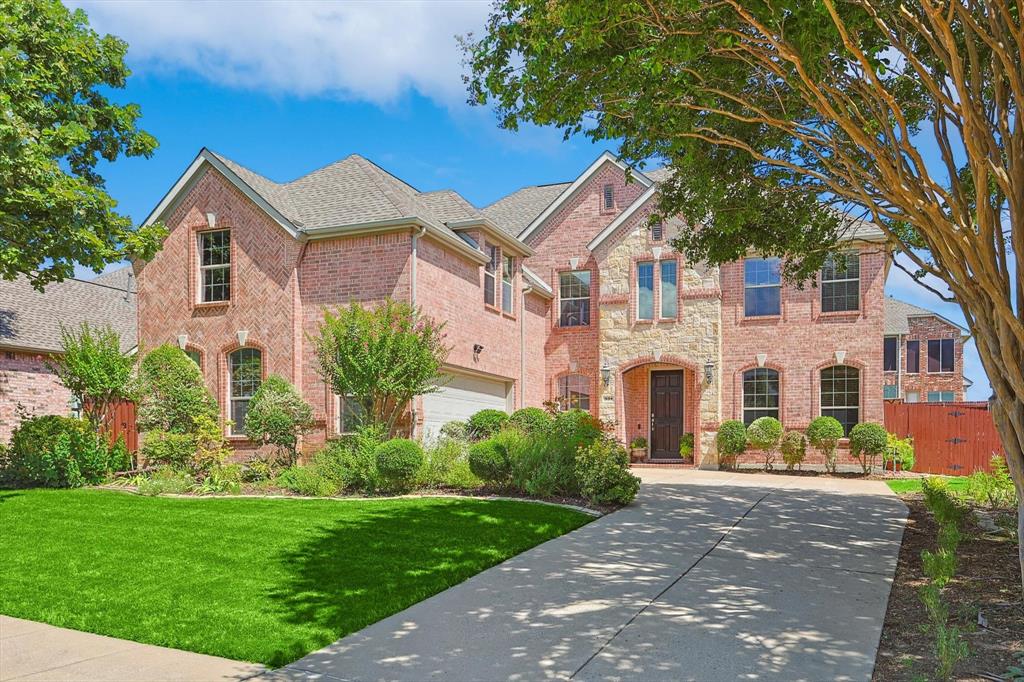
[747, 417, 783, 471]
[136, 345, 218, 435]
[314, 426, 385, 494]
[107, 436, 131, 473]
[807, 417, 844, 473]
[964, 456, 1017, 509]
[715, 420, 747, 469]
[921, 478, 968, 529]
[46, 323, 134, 430]
[439, 420, 469, 441]
[468, 438, 512, 485]
[551, 409, 603, 450]
[921, 548, 956, 588]
[418, 438, 480, 489]
[780, 431, 807, 471]
[311, 299, 449, 434]
[506, 429, 579, 498]
[508, 407, 552, 434]
[0, 0, 165, 285]
[849, 423, 888, 474]
[374, 439, 424, 493]
[5, 415, 109, 487]
[885, 433, 916, 471]
[243, 375, 314, 466]
[575, 438, 641, 506]
[629, 436, 647, 449]
[194, 464, 242, 495]
[468, 409, 510, 439]
[136, 467, 193, 496]
[140, 431, 194, 470]
[243, 456, 276, 483]
[274, 466, 338, 498]
[934, 623, 969, 680]
[679, 433, 694, 460]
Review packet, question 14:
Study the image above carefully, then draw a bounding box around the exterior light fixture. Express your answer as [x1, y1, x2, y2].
[601, 362, 612, 386]
[473, 344, 484, 361]
[704, 359, 715, 386]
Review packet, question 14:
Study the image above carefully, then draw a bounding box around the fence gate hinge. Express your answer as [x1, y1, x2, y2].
[946, 437, 966, 445]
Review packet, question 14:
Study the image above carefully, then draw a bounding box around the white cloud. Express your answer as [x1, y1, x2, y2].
[70, 0, 490, 105]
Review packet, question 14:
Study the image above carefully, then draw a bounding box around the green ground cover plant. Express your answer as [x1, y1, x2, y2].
[0, 489, 591, 666]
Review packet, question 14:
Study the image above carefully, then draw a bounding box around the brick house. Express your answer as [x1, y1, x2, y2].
[0, 269, 137, 443]
[137, 148, 897, 466]
[883, 297, 970, 403]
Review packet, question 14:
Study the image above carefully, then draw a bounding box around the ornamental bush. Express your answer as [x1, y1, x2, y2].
[679, 433, 695, 461]
[780, 431, 807, 470]
[275, 465, 338, 497]
[136, 344, 218, 435]
[508, 407, 552, 434]
[468, 409, 510, 439]
[849, 422, 888, 474]
[418, 437, 480, 489]
[243, 375, 314, 466]
[140, 430, 195, 470]
[884, 433, 915, 471]
[806, 416, 845, 473]
[715, 420, 747, 470]
[575, 438, 641, 506]
[468, 438, 512, 484]
[506, 429, 580, 498]
[5, 415, 110, 487]
[315, 425, 385, 494]
[551, 409, 603, 450]
[374, 438, 424, 492]
[747, 417, 783, 470]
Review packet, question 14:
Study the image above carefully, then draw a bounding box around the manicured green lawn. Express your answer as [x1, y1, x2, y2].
[0, 489, 591, 666]
[886, 477, 969, 495]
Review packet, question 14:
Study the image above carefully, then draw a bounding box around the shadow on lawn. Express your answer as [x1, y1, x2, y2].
[262, 498, 584, 667]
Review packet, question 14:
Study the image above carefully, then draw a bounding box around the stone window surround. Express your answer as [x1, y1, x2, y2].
[628, 253, 682, 325]
[219, 339, 268, 441]
[188, 216, 238, 311]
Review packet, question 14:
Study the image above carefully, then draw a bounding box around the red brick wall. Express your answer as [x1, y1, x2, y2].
[0, 350, 71, 443]
[523, 292, 550, 407]
[883, 316, 965, 402]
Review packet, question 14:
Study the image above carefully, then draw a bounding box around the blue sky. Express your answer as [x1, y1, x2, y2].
[69, 0, 991, 399]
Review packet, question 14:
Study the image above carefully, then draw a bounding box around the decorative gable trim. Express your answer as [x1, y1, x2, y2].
[586, 184, 660, 252]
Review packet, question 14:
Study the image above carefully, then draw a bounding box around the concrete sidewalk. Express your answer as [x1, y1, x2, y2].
[0, 616, 265, 681]
[265, 470, 907, 682]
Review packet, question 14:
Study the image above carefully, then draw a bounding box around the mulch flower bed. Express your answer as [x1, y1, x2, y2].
[873, 496, 1023, 681]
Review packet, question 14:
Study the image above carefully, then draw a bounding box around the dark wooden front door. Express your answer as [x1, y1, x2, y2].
[650, 370, 684, 459]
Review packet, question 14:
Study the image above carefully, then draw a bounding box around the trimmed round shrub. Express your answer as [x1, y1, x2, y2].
[780, 431, 807, 470]
[747, 417, 783, 470]
[467, 409, 509, 439]
[6, 415, 108, 487]
[243, 374, 314, 466]
[807, 416, 845, 473]
[715, 420, 747, 470]
[849, 422, 888, 474]
[508, 407, 552, 434]
[136, 344, 218, 434]
[468, 438, 512, 484]
[576, 438, 641, 506]
[374, 438, 424, 492]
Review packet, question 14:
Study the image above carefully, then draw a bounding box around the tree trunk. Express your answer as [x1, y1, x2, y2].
[989, 389, 1024, 596]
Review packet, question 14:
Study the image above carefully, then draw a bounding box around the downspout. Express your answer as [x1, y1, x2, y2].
[520, 285, 527, 410]
[896, 333, 903, 398]
[411, 225, 426, 307]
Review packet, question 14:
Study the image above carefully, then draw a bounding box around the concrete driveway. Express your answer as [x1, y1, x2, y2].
[268, 470, 907, 682]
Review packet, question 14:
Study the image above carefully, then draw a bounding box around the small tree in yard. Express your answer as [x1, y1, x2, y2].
[136, 344, 218, 434]
[312, 299, 449, 436]
[244, 375, 314, 466]
[747, 417, 783, 471]
[715, 420, 747, 470]
[849, 423, 889, 474]
[807, 417, 846, 474]
[46, 323, 133, 433]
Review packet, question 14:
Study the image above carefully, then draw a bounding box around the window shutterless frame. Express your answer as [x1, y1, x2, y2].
[820, 365, 860, 436]
[636, 262, 654, 320]
[906, 340, 920, 374]
[660, 260, 677, 318]
[742, 368, 780, 425]
[820, 252, 860, 312]
[198, 229, 231, 303]
[228, 347, 262, 436]
[501, 255, 514, 313]
[484, 246, 497, 307]
[743, 258, 781, 316]
[334, 394, 365, 435]
[558, 270, 591, 327]
[558, 374, 590, 411]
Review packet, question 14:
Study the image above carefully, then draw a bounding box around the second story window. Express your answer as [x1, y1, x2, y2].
[928, 338, 954, 372]
[199, 230, 231, 303]
[660, 260, 677, 318]
[602, 184, 614, 210]
[502, 255, 514, 313]
[559, 270, 591, 327]
[484, 246, 497, 307]
[883, 337, 898, 371]
[744, 257, 781, 317]
[906, 340, 920, 373]
[637, 262, 654, 320]
[820, 252, 860, 312]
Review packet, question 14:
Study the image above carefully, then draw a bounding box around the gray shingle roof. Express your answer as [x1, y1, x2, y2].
[884, 297, 966, 336]
[0, 270, 137, 354]
[481, 183, 572, 237]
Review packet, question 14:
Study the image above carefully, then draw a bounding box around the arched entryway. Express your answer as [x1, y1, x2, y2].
[615, 357, 702, 463]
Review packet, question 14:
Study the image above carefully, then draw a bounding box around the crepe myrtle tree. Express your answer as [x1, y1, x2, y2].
[311, 299, 450, 436]
[465, 0, 1024, 592]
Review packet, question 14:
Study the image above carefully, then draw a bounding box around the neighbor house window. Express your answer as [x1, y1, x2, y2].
[602, 184, 614, 210]
[558, 374, 590, 411]
[559, 270, 591, 327]
[744, 257, 781, 316]
[660, 260, 677, 318]
[651, 222, 664, 241]
[199, 230, 231, 303]
[228, 348, 262, 436]
[820, 252, 860, 312]
[883, 337, 898, 372]
[637, 262, 654, 320]
[883, 384, 899, 399]
[334, 394, 365, 434]
[928, 391, 954, 403]
[906, 391, 920, 403]
[484, 245, 497, 307]
[185, 349, 202, 367]
[742, 368, 779, 426]
[820, 365, 860, 436]
[906, 340, 920, 373]
[928, 339, 954, 372]
[502, 255, 514, 313]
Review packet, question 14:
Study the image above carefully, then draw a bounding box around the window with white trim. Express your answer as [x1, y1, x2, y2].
[742, 368, 779, 425]
[820, 252, 860, 312]
[602, 184, 614, 210]
[883, 384, 899, 399]
[199, 230, 231, 303]
[484, 245, 497, 306]
[557, 374, 590, 411]
[820, 365, 859, 436]
[502, 254, 514, 313]
[637, 261, 654, 320]
[744, 257, 781, 316]
[559, 270, 591, 327]
[334, 394, 365, 434]
[660, 260, 677, 318]
[228, 348, 262, 436]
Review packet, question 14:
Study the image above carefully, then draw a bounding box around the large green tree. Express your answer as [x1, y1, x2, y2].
[0, 0, 164, 287]
[465, 0, 1024, 586]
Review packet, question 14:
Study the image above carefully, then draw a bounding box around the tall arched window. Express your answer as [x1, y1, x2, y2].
[820, 365, 860, 435]
[228, 348, 262, 435]
[557, 374, 590, 411]
[742, 368, 779, 425]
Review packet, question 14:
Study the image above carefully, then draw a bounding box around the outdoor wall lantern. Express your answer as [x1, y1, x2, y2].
[601, 363, 612, 386]
[704, 359, 716, 386]
[473, 344, 484, 361]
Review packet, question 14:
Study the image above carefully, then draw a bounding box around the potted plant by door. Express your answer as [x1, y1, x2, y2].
[679, 433, 695, 463]
[629, 437, 648, 463]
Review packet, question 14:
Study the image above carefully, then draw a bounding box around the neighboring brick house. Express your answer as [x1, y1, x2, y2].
[883, 297, 970, 403]
[138, 148, 894, 466]
[0, 269, 137, 443]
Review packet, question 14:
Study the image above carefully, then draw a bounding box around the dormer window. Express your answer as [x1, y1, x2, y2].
[602, 184, 614, 210]
[199, 229, 231, 303]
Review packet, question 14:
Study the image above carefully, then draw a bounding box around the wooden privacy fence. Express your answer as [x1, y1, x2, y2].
[884, 401, 1004, 476]
[100, 400, 138, 452]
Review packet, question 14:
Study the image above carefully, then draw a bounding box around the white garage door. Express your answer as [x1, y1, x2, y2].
[421, 372, 510, 442]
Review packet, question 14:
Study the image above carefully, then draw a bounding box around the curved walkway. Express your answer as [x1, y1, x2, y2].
[266, 470, 907, 681]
